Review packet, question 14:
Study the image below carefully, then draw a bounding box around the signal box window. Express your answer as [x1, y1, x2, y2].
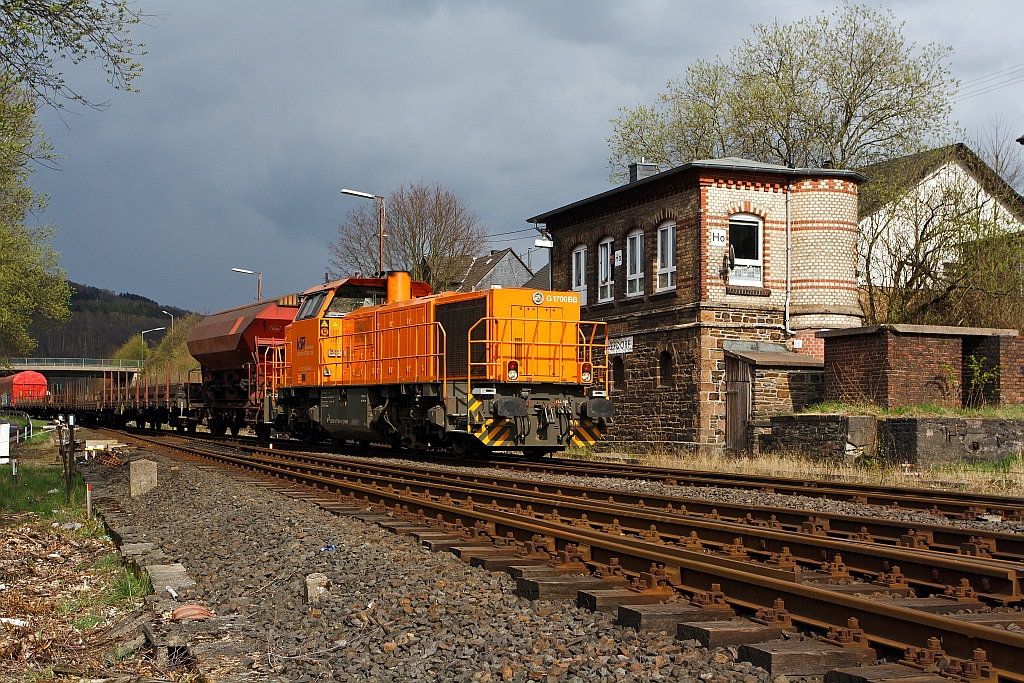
[626, 229, 644, 296]
[295, 292, 327, 320]
[598, 238, 614, 303]
[728, 216, 763, 286]
[659, 350, 674, 387]
[657, 221, 676, 291]
[571, 245, 587, 306]
[612, 356, 626, 391]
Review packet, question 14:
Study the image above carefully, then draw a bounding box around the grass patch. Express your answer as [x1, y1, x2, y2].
[56, 551, 151, 626]
[797, 401, 1024, 419]
[0, 463, 86, 517]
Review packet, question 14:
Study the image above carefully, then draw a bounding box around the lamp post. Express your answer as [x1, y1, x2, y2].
[140, 327, 165, 364]
[232, 268, 262, 301]
[161, 310, 174, 332]
[341, 188, 386, 275]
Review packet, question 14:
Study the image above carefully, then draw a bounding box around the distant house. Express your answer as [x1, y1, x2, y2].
[441, 248, 534, 292]
[523, 263, 550, 290]
[857, 144, 1024, 289]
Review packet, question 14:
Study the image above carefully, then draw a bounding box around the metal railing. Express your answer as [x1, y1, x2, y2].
[467, 317, 608, 391]
[7, 358, 144, 369]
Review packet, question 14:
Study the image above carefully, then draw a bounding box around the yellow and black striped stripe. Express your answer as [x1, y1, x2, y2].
[473, 419, 512, 447]
[571, 418, 604, 447]
[468, 397, 483, 424]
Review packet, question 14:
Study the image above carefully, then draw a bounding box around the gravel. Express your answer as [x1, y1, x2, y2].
[84, 450, 780, 683]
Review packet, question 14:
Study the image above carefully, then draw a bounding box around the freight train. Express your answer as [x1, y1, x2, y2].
[25, 273, 614, 456]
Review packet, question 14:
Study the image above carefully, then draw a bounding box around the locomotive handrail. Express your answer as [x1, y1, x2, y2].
[319, 318, 447, 397]
[466, 317, 609, 396]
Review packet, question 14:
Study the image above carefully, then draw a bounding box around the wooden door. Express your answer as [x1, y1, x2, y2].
[725, 357, 751, 451]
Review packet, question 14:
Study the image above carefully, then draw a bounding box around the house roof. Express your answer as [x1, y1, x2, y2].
[527, 157, 867, 226]
[522, 263, 550, 290]
[856, 143, 1024, 223]
[724, 349, 824, 368]
[451, 248, 533, 292]
[816, 324, 1019, 338]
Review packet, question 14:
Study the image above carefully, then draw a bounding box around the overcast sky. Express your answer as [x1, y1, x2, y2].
[33, 0, 1024, 313]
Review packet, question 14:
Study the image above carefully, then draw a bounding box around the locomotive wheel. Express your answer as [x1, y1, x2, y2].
[230, 424, 240, 437]
[210, 420, 227, 437]
[255, 424, 271, 442]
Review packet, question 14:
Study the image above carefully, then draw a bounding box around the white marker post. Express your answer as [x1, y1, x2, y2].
[0, 422, 9, 465]
[86, 483, 92, 519]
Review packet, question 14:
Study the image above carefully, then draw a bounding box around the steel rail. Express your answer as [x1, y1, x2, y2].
[162, 437, 1024, 604]
[152, 432, 1024, 563]
[119, 424, 1024, 519]
[116, 431, 1024, 683]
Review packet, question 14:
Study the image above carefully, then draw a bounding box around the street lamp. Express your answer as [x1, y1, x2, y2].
[341, 188, 386, 275]
[232, 267, 262, 301]
[140, 327, 166, 364]
[161, 310, 174, 332]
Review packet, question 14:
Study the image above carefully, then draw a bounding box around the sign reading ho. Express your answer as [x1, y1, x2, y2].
[710, 229, 727, 247]
[608, 336, 634, 355]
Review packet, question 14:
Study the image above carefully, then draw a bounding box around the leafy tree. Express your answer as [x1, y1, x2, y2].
[144, 312, 201, 382]
[607, 3, 956, 179]
[0, 74, 69, 358]
[0, 0, 147, 109]
[111, 331, 149, 361]
[328, 181, 488, 293]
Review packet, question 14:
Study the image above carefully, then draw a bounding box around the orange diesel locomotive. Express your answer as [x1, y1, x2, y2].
[264, 272, 612, 455]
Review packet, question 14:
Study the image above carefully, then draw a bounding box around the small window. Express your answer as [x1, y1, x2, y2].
[295, 292, 327, 320]
[659, 350, 674, 387]
[571, 245, 587, 306]
[728, 215, 763, 286]
[612, 356, 626, 391]
[626, 229, 644, 296]
[657, 221, 677, 291]
[598, 237, 614, 303]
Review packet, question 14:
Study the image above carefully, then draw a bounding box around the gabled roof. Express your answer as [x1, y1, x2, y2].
[523, 263, 550, 290]
[450, 248, 533, 293]
[857, 143, 1024, 223]
[527, 157, 867, 226]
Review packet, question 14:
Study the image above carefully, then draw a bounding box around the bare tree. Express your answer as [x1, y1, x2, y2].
[328, 181, 488, 292]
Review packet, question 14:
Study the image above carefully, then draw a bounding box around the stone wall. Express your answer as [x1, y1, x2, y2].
[877, 417, 1024, 467]
[759, 414, 876, 460]
[753, 367, 824, 417]
[759, 413, 1024, 467]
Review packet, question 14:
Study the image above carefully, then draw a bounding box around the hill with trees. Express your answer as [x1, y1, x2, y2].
[27, 282, 193, 359]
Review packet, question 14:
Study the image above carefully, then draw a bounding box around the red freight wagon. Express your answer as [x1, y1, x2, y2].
[0, 371, 48, 407]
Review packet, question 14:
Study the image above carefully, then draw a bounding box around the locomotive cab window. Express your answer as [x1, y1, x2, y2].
[295, 292, 327, 320]
[325, 287, 385, 317]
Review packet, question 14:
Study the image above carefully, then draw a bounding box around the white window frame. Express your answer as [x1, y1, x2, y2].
[728, 214, 763, 287]
[598, 237, 614, 303]
[571, 245, 587, 306]
[656, 221, 677, 291]
[626, 229, 644, 297]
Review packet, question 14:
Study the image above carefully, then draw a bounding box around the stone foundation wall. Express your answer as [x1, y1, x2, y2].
[759, 413, 1024, 467]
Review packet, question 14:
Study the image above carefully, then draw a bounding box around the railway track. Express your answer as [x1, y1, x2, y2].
[122, 425, 1024, 520]
[103, 427, 1024, 683]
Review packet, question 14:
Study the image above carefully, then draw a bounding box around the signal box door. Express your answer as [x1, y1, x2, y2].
[725, 356, 751, 451]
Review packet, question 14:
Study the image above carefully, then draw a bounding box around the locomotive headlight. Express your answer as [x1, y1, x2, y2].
[581, 362, 592, 383]
[507, 360, 519, 381]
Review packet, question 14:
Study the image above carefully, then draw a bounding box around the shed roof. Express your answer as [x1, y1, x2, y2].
[816, 324, 1019, 339]
[724, 350, 824, 368]
[527, 157, 867, 225]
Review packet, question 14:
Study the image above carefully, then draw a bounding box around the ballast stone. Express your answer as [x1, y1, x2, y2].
[129, 459, 158, 497]
[304, 573, 330, 605]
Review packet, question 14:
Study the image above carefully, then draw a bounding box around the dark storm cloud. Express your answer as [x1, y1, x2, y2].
[31, 0, 1024, 312]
